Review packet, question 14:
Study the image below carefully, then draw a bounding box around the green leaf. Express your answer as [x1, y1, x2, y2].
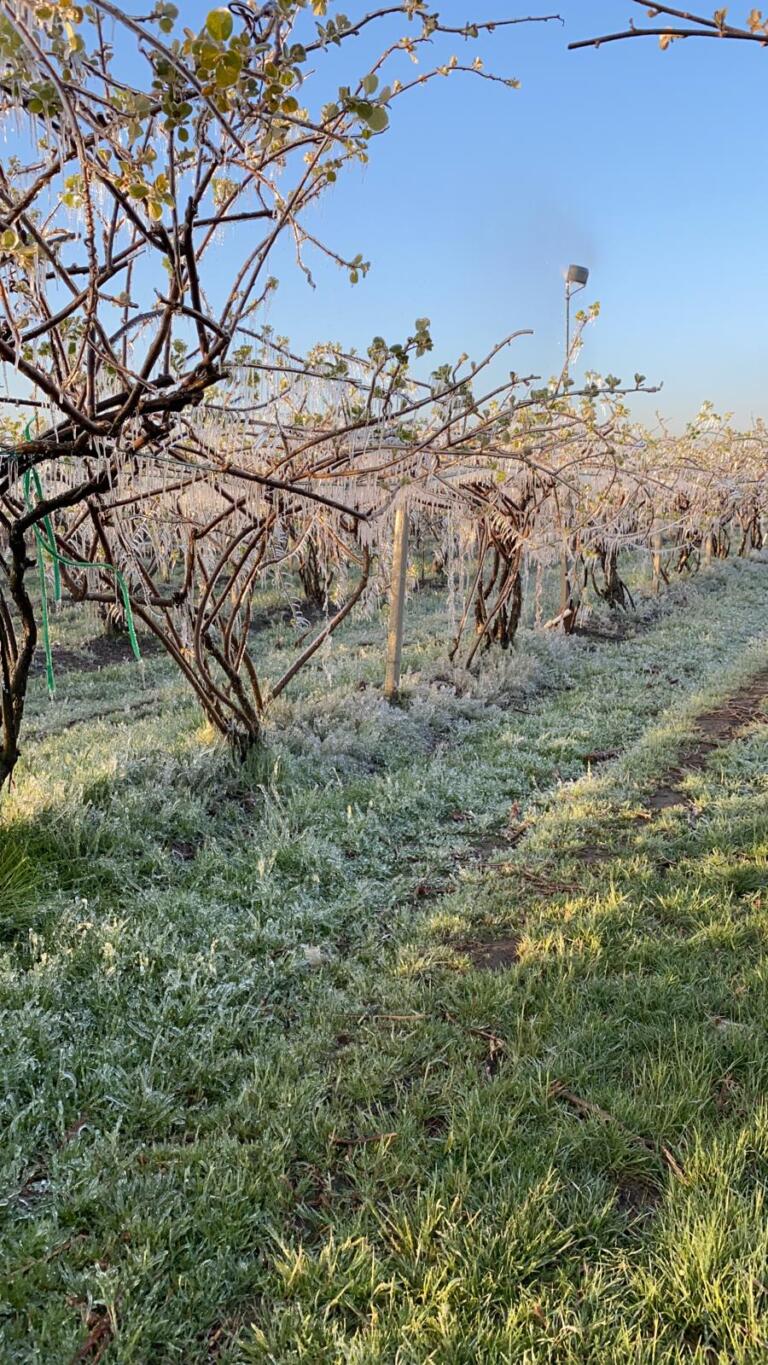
[215, 50, 242, 87]
[366, 106, 388, 133]
[362, 73, 378, 94]
[206, 8, 233, 42]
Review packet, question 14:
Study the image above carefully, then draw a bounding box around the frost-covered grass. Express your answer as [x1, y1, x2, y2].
[3, 561, 768, 1361]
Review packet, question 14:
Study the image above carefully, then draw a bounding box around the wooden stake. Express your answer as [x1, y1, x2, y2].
[704, 531, 714, 566]
[651, 528, 662, 593]
[384, 503, 409, 703]
[559, 544, 571, 625]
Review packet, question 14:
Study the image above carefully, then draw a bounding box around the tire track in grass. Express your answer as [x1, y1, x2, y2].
[440, 663, 768, 1211]
[459, 662, 768, 969]
[642, 666, 768, 813]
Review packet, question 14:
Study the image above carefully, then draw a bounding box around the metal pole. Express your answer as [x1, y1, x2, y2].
[561, 268, 588, 630]
[384, 502, 409, 703]
[560, 280, 572, 629]
[565, 281, 571, 380]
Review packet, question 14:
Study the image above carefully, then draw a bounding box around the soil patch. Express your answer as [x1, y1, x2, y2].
[168, 839, 200, 863]
[573, 844, 617, 865]
[464, 833, 512, 860]
[645, 782, 689, 812]
[615, 1174, 661, 1220]
[573, 616, 639, 645]
[30, 633, 161, 677]
[460, 936, 520, 972]
[424, 1112, 450, 1138]
[579, 747, 619, 766]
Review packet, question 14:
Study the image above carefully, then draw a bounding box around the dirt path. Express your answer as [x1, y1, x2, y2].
[645, 667, 768, 811]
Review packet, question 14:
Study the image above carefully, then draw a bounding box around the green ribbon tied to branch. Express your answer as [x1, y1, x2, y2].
[22, 423, 141, 696]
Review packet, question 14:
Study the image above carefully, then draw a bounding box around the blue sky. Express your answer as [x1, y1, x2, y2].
[251, 1, 768, 428]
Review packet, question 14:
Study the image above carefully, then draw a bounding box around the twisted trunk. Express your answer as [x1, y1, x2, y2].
[0, 527, 37, 793]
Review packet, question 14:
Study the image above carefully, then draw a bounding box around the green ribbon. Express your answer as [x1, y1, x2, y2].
[22, 423, 141, 696]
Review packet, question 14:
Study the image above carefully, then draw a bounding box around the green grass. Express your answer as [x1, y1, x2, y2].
[0, 836, 37, 940]
[3, 561, 768, 1361]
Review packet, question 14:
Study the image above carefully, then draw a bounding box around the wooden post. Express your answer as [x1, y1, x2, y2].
[651, 528, 662, 593]
[559, 532, 582, 633]
[704, 531, 714, 566]
[559, 544, 573, 632]
[384, 503, 409, 703]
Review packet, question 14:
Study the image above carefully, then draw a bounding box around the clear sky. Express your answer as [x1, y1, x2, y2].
[251, 1, 768, 429]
